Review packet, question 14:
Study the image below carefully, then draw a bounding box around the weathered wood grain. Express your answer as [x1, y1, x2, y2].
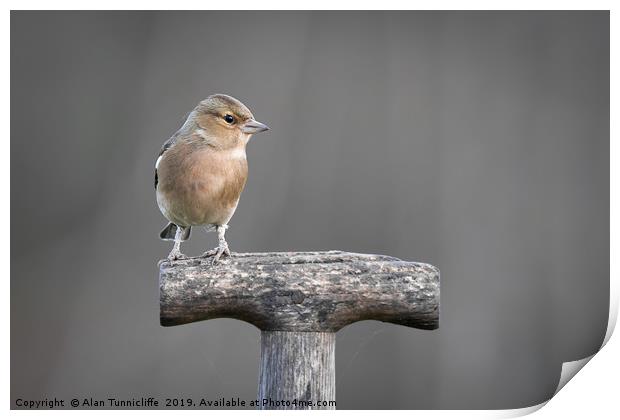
[159, 250, 440, 332]
[258, 331, 335, 410]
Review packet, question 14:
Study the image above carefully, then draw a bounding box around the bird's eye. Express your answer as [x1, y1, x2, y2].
[224, 114, 235, 124]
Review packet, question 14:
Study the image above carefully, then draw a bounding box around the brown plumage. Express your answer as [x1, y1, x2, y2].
[155, 94, 269, 263]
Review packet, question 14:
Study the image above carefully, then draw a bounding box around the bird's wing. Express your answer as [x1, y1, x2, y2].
[154, 135, 177, 189]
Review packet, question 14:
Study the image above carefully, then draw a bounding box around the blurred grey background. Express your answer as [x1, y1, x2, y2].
[11, 11, 609, 409]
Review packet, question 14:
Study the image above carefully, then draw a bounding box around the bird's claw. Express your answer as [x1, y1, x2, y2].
[167, 250, 187, 261]
[202, 244, 231, 265]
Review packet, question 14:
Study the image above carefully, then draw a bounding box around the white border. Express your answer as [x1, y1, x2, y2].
[1, 0, 618, 10]
[4, 2, 616, 418]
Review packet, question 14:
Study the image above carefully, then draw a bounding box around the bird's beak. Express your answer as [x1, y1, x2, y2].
[242, 119, 270, 134]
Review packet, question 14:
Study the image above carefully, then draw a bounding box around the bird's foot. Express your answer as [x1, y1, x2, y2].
[167, 250, 187, 261]
[202, 244, 231, 265]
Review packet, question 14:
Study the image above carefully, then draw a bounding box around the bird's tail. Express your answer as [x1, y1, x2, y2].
[159, 223, 191, 241]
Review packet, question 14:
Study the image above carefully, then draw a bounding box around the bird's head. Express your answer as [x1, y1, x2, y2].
[191, 94, 269, 148]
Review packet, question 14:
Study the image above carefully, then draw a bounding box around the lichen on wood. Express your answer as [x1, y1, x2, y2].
[159, 250, 440, 332]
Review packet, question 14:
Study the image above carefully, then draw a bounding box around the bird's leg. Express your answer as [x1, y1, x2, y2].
[213, 225, 232, 264]
[167, 226, 187, 261]
[201, 224, 231, 264]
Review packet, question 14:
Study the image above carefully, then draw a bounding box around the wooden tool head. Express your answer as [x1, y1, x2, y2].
[159, 251, 440, 332]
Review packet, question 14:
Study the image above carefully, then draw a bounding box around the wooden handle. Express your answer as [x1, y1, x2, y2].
[159, 251, 440, 332]
[258, 331, 335, 410]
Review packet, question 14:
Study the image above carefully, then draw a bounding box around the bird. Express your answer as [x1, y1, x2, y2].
[155, 94, 269, 263]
